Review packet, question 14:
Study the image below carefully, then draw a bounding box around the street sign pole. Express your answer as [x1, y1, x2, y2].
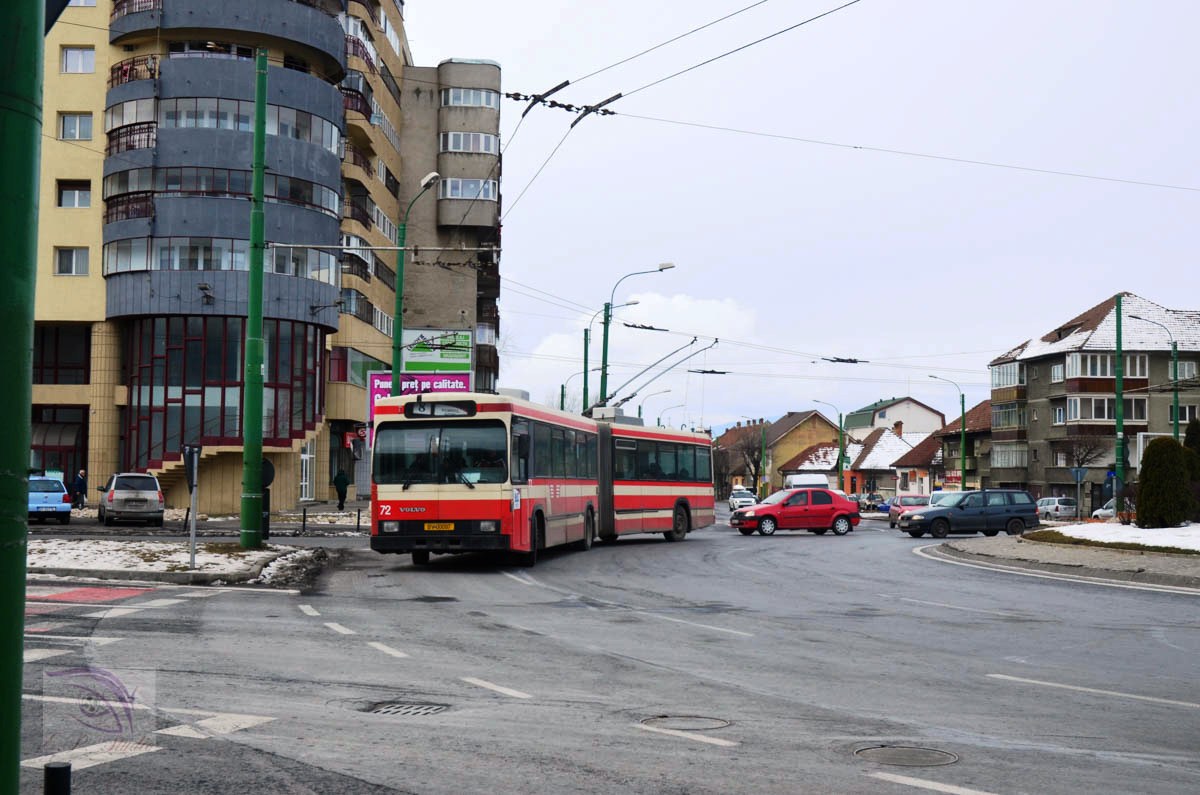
[1070, 467, 1088, 521]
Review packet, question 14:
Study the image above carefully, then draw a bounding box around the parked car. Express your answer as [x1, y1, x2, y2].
[875, 497, 893, 514]
[28, 476, 71, 525]
[729, 487, 861, 536]
[888, 494, 931, 528]
[897, 489, 1039, 538]
[1092, 498, 1116, 519]
[860, 492, 885, 511]
[728, 489, 757, 511]
[1036, 496, 1078, 520]
[97, 473, 165, 527]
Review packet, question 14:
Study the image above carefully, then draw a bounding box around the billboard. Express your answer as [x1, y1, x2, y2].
[400, 329, 472, 372]
[366, 371, 473, 442]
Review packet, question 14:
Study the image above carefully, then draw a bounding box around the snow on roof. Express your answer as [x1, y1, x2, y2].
[892, 433, 944, 468]
[780, 441, 864, 472]
[991, 293, 1200, 365]
[852, 430, 930, 471]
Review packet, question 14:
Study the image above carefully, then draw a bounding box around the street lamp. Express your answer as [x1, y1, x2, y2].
[658, 402, 685, 428]
[741, 415, 768, 499]
[813, 400, 844, 491]
[638, 388, 671, 419]
[390, 171, 440, 395]
[599, 263, 674, 407]
[1129, 314, 1179, 440]
[561, 367, 600, 410]
[930, 375, 966, 491]
[584, 301, 637, 409]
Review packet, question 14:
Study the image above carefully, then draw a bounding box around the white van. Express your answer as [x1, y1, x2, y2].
[784, 473, 830, 488]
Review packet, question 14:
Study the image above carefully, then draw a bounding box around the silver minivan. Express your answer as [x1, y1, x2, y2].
[98, 473, 165, 526]
[1036, 496, 1077, 520]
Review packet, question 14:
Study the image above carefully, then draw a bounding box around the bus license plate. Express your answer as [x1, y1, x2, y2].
[424, 522, 454, 532]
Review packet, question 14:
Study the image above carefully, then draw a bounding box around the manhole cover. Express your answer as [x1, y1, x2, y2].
[855, 745, 958, 767]
[367, 702, 449, 717]
[640, 716, 731, 731]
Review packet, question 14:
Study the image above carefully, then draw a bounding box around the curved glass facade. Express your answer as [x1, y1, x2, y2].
[104, 167, 340, 217]
[122, 316, 326, 468]
[103, 237, 338, 284]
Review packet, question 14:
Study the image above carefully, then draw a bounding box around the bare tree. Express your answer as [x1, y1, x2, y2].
[1063, 429, 1112, 467]
[711, 444, 732, 498]
[732, 430, 765, 496]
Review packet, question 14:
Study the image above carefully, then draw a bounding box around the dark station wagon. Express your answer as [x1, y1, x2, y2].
[897, 489, 1039, 538]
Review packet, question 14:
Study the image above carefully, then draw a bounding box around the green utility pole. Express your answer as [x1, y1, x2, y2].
[758, 422, 767, 498]
[582, 327, 589, 409]
[958, 392, 966, 491]
[1171, 339, 1180, 440]
[598, 301, 612, 406]
[1115, 294, 1126, 518]
[390, 173, 439, 395]
[3, 1, 43, 787]
[240, 49, 268, 549]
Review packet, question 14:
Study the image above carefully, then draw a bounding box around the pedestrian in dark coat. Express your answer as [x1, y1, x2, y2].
[333, 469, 350, 511]
[70, 469, 87, 509]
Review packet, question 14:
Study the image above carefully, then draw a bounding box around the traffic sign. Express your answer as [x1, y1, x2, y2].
[1069, 467, 1088, 483]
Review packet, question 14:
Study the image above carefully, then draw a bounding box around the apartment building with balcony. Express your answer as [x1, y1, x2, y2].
[35, 0, 501, 513]
[987, 293, 1200, 514]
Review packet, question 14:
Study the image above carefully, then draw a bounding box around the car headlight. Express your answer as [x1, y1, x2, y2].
[379, 521, 399, 533]
[744, 510, 755, 517]
[479, 520, 498, 532]
[908, 514, 924, 521]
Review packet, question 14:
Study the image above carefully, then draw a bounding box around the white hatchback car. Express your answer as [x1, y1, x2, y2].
[1092, 498, 1115, 519]
[1037, 496, 1078, 520]
[728, 489, 757, 511]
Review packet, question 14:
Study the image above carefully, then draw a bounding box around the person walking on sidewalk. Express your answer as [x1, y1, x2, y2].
[333, 469, 350, 511]
[70, 469, 87, 509]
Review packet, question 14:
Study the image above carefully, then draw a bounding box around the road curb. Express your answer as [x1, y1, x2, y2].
[935, 541, 1200, 590]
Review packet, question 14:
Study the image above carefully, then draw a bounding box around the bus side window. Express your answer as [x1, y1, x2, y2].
[533, 423, 551, 477]
[511, 418, 530, 483]
[695, 446, 711, 483]
[586, 434, 597, 479]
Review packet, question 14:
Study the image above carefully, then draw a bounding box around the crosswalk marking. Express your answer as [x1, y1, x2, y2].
[156, 713, 274, 739]
[23, 648, 71, 662]
[27, 634, 123, 646]
[81, 607, 145, 619]
[130, 598, 186, 608]
[21, 742, 161, 771]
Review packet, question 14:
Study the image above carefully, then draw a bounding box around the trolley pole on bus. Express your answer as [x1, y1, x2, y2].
[598, 264, 673, 407]
[390, 172, 440, 396]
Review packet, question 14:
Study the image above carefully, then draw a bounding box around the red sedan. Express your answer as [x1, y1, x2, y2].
[729, 487, 861, 536]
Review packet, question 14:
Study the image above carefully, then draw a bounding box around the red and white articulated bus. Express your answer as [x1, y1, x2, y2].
[370, 391, 714, 566]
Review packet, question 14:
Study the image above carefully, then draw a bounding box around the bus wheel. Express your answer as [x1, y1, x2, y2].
[664, 506, 689, 542]
[411, 550, 430, 566]
[578, 510, 595, 551]
[521, 516, 542, 567]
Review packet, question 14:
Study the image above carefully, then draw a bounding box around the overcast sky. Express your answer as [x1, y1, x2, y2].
[402, 0, 1194, 433]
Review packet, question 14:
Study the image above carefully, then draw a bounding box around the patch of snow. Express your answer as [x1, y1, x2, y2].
[1051, 523, 1200, 552]
[26, 539, 286, 573]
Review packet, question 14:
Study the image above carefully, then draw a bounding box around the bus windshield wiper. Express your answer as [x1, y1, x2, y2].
[456, 471, 475, 489]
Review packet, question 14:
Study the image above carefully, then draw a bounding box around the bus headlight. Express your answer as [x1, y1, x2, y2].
[479, 520, 498, 533]
[379, 521, 400, 533]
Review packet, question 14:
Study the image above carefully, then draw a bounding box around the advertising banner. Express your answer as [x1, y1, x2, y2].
[400, 329, 473, 372]
[366, 371, 473, 443]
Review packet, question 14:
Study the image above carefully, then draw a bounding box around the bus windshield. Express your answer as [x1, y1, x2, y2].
[373, 419, 507, 485]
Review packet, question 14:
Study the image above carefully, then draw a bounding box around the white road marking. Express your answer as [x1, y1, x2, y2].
[642, 613, 754, 637]
[23, 622, 69, 633]
[299, 604, 320, 617]
[156, 713, 274, 739]
[28, 601, 170, 610]
[987, 673, 1200, 709]
[891, 596, 1017, 617]
[867, 771, 1000, 795]
[28, 634, 122, 646]
[23, 648, 71, 662]
[130, 598, 186, 608]
[461, 677, 531, 699]
[324, 622, 356, 635]
[1149, 626, 1192, 653]
[21, 742, 161, 771]
[634, 723, 739, 747]
[501, 570, 536, 586]
[80, 607, 145, 619]
[914, 544, 1200, 596]
[367, 641, 409, 658]
[174, 590, 221, 598]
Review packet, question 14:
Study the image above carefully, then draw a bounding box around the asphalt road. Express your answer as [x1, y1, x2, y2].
[21, 508, 1200, 794]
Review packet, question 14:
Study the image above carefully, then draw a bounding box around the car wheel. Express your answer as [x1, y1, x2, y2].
[153, 514, 164, 528]
[758, 517, 777, 536]
[411, 550, 430, 565]
[738, 527, 755, 536]
[930, 518, 950, 538]
[907, 530, 925, 538]
[1005, 518, 1025, 536]
[1042, 512, 1051, 520]
[664, 506, 689, 542]
[102, 510, 114, 527]
[832, 516, 852, 535]
[58, 514, 70, 525]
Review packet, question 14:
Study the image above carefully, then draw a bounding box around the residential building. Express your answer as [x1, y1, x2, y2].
[844, 397, 945, 439]
[988, 293, 1199, 513]
[779, 440, 865, 491]
[35, 0, 501, 513]
[844, 427, 929, 497]
[890, 433, 944, 495]
[934, 399, 992, 492]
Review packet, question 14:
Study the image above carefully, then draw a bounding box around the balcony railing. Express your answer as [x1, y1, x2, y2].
[350, 0, 379, 26]
[111, 0, 160, 20]
[344, 35, 377, 75]
[341, 295, 374, 324]
[343, 143, 372, 172]
[373, 258, 395, 290]
[108, 55, 158, 88]
[106, 122, 157, 156]
[340, 87, 372, 118]
[104, 191, 155, 224]
[341, 252, 372, 282]
[343, 199, 373, 228]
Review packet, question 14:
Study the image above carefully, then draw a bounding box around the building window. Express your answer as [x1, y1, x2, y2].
[438, 178, 498, 201]
[1069, 397, 1147, 421]
[168, 41, 254, 60]
[1050, 363, 1064, 383]
[1055, 452, 1067, 467]
[1064, 353, 1147, 379]
[1053, 406, 1065, 425]
[1031, 448, 1038, 462]
[154, 97, 340, 154]
[990, 361, 1025, 389]
[328, 346, 386, 387]
[55, 248, 88, 276]
[59, 113, 92, 140]
[440, 87, 500, 109]
[991, 443, 1028, 468]
[1125, 355, 1148, 378]
[1170, 405, 1200, 423]
[33, 324, 90, 384]
[440, 131, 500, 154]
[1174, 361, 1197, 380]
[1031, 409, 1038, 422]
[991, 402, 1026, 429]
[101, 237, 336, 284]
[61, 47, 94, 74]
[68, 0, 97, 5]
[57, 180, 91, 208]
